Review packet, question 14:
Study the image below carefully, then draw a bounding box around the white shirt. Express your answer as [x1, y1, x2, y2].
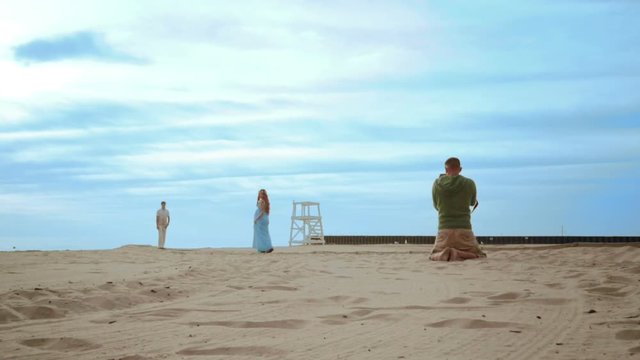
[157, 208, 170, 225]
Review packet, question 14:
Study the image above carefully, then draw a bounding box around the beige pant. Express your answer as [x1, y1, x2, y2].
[430, 229, 486, 261]
[158, 226, 167, 249]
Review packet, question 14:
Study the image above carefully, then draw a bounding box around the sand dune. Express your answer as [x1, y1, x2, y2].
[1, 244, 639, 359]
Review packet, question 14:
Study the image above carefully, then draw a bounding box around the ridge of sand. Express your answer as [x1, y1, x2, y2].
[1, 245, 639, 359]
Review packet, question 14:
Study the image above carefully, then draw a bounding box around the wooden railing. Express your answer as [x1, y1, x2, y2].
[323, 235, 640, 245]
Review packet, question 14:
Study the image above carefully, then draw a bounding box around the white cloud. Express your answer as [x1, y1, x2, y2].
[0, 128, 88, 142]
[111, 140, 437, 171]
[120, 169, 431, 203]
[0, 103, 30, 125]
[0, 61, 85, 100]
[0, 191, 76, 216]
[9, 144, 86, 163]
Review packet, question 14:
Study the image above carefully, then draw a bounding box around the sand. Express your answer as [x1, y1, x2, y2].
[1, 244, 639, 359]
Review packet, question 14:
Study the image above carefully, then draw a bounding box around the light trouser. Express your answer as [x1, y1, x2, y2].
[430, 229, 486, 261]
[158, 226, 167, 248]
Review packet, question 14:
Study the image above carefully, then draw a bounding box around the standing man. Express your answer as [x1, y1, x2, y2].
[156, 201, 170, 249]
[430, 157, 485, 261]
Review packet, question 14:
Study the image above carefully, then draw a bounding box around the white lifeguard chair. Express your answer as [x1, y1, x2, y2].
[289, 201, 325, 246]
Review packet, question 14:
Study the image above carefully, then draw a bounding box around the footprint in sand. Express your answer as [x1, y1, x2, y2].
[586, 286, 630, 297]
[629, 345, 640, 355]
[543, 283, 565, 289]
[20, 337, 101, 352]
[464, 291, 495, 297]
[625, 265, 640, 275]
[318, 309, 375, 325]
[326, 296, 369, 304]
[135, 308, 239, 319]
[13, 306, 65, 320]
[484, 291, 570, 306]
[177, 346, 285, 356]
[563, 272, 585, 279]
[616, 330, 640, 341]
[577, 279, 600, 289]
[522, 298, 572, 306]
[592, 319, 639, 327]
[441, 297, 472, 304]
[97, 281, 116, 289]
[605, 275, 635, 284]
[10, 289, 55, 300]
[252, 285, 298, 292]
[318, 309, 404, 325]
[426, 318, 526, 330]
[372, 291, 400, 296]
[0, 308, 21, 323]
[487, 291, 529, 301]
[190, 319, 307, 329]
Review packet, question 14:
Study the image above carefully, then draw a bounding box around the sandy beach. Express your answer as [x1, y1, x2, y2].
[1, 244, 639, 359]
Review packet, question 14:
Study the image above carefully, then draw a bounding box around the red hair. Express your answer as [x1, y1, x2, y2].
[257, 189, 270, 214]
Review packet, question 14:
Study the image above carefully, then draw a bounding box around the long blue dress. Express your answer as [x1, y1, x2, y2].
[253, 201, 273, 252]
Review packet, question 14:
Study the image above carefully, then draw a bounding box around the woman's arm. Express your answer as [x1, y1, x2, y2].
[255, 211, 264, 223]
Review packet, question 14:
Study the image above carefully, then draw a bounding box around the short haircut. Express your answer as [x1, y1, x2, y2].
[161, 201, 166, 205]
[445, 157, 461, 168]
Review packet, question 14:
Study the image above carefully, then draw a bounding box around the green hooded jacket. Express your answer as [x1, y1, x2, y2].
[432, 174, 477, 230]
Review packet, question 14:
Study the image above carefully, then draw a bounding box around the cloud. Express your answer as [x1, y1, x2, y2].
[105, 140, 443, 181]
[0, 128, 89, 142]
[13, 31, 147, 64]
[0, 103, 30, 125]
[8, 144, 85, 163]
[0, 190, 77, 216]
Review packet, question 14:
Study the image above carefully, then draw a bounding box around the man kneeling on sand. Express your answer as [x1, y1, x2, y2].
[430, 157, 486, 261]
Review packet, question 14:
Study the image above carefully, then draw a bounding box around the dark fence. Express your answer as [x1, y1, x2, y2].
[324, 235, 640, 245]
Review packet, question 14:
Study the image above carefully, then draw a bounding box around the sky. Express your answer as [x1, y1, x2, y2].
[1, 0, 639, 251]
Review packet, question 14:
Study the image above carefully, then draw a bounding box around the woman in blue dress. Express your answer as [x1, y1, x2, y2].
[253, 189, 273, 253]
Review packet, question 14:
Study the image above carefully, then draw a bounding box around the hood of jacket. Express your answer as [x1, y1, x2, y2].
[435, 174, 467, 196]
